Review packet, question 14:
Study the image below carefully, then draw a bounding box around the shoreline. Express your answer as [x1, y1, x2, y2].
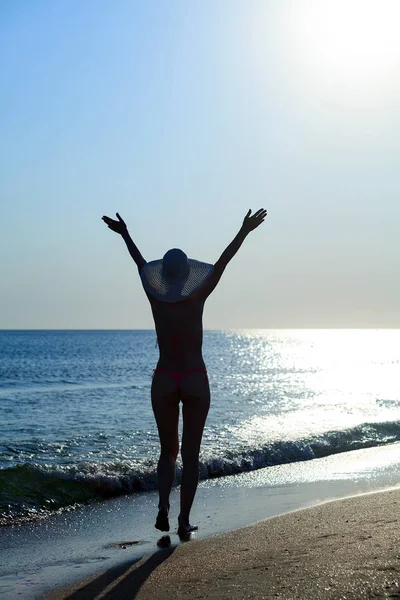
[2, 444, 400, 599]
[45, 486, 400, 600]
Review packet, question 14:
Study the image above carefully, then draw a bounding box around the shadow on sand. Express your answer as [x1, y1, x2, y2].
[64, 539, 175, 599]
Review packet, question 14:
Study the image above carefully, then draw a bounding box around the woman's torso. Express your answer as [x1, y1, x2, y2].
[149, 295, 206, 370]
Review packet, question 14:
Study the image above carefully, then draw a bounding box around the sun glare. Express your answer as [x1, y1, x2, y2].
[281, 0, 400, 102]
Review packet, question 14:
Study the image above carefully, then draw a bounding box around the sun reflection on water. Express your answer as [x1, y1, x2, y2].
[213, 329, 400, 449]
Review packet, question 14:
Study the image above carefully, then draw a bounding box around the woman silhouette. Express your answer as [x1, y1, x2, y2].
[102, 208, 267, 536]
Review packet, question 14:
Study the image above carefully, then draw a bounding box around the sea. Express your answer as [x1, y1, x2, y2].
[1, 329, 399, 528]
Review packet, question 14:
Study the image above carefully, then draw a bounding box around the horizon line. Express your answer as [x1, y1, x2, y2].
[1, 327, 399, 332]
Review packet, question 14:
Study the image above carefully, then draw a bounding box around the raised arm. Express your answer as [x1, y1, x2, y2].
[198, 208, 267, 299]
[102, 213, 146, 272]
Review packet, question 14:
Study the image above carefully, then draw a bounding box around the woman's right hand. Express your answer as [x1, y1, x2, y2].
[241, 208, 267, 233]
[102, 213, 128, 234]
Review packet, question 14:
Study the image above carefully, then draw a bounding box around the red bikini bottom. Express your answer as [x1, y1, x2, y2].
[153, 367, 208, 388]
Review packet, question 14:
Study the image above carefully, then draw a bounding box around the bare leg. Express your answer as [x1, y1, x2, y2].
[179, 372, 210, 533]
[151, 371, 180, 531]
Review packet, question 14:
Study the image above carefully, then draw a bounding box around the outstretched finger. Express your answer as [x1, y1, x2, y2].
[116, 212, 125, 223]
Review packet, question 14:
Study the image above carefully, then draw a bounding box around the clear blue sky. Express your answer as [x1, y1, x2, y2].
[1, 0, 399, 329]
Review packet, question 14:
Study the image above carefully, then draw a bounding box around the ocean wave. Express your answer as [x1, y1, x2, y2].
[0, 380, 141, 397]
[1, 419, 400, 526]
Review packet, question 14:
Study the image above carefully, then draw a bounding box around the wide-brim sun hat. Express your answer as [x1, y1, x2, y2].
[140, 248, 214, 303]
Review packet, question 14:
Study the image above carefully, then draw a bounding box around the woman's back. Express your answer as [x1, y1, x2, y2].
[149, 296, 206, 370]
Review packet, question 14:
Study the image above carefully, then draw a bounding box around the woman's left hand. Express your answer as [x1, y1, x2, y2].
[102, 213, 128, 234]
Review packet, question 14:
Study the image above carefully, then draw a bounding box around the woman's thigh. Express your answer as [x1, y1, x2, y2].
[180, 372, 210, 457]
[151, 371, 180, 454]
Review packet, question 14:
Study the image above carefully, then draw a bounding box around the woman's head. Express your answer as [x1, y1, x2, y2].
[162, 248, 189, 281]
[140, 251, 213, 302]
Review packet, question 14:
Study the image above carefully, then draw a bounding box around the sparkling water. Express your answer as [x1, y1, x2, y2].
[1, 329, 399, 524]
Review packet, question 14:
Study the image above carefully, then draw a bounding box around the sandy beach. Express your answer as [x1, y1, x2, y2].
[45, 487, 400, 600]
[2, 445, 400, 599]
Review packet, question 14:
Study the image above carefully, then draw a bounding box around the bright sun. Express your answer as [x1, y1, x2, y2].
[281, 0, 400, 101]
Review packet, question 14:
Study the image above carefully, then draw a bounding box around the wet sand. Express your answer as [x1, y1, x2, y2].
[46, 487, 400, 600]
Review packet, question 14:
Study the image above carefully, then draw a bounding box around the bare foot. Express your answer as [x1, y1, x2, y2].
[177, 522, 198, 537]
[155, 508, 170, 532]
